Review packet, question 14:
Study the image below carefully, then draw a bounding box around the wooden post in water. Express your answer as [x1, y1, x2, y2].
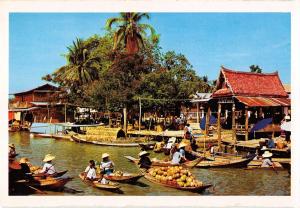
[123, 107, 127, 136]
[205, 107, 211, 136]
[64, 103, 67, 123]
[245, 106, 249, 141]
[232, 103, 236, 150]
[196, 102, 200, 123]
[217, 102, 222, 149]
[139, 97, 141, 133]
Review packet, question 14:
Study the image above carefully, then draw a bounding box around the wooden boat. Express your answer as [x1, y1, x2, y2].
[143, 172, 212, 193]
[71, 135, 139, 147]
[279, 161, 291, 170]
[32, 170, 68, 179]
[103, 173, 144, 183]
[17, 177, 73, 190]
[196, 157, 253, 168]
[124, 156, 203, 168]
[33, 133, 53, 138]
[79, 173, 120, 191]
[246, 161, 284, 171]
[139, 143, 155, 150]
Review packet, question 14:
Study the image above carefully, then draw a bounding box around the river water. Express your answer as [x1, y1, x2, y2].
[9, 132, 290, 196]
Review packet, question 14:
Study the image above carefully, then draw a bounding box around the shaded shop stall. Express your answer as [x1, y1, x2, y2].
[206, 67, 290, 148]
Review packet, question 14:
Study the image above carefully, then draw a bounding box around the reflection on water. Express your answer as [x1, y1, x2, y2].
[9, 132, 290, 196]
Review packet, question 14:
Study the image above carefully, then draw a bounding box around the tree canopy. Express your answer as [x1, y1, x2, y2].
[43, 13, 214, 116]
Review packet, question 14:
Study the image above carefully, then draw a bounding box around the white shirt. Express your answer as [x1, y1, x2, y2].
[41, 162, 56, 175]
[100, 177, 108, 184]
[171, 151, 183, 164]
[84, 166, 96, 179]
[100, 161, 114, 170]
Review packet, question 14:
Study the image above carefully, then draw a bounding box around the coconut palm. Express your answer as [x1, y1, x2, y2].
[106, 12, 159, 54]
[52, 38, 100, 86]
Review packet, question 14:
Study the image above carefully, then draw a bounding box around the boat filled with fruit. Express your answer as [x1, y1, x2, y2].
[143, 166, 212, 192]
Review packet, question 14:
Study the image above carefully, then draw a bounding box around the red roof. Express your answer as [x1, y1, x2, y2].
[213, 66, 288, 98]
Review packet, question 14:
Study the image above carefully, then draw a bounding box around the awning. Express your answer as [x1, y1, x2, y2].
[235, 96, 290, 107]
[9, 107, 40, 112]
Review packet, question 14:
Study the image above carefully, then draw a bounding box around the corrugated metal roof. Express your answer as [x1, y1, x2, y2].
[235, 96, 290, 107]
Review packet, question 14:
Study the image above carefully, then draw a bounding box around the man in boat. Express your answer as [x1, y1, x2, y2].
[266, 135, 275, 149]
[171, 143, 187, 165]
[40, 154, 56, 176]
[84, 160, 97, 181]
[138, 151, 152, 170]
[100, 153, 115, 175]
[261, 151, 275, 168]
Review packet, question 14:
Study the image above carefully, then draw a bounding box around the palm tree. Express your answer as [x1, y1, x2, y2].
[106, 12, 158, 54]
[51, 38, 100, 86]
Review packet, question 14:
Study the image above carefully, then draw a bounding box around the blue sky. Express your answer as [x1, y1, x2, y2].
[9, 13, 291, 93]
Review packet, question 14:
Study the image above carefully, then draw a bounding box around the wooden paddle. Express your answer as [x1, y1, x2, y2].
[27, 185, 47, 195]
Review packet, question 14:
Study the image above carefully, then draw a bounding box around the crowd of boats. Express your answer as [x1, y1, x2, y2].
[8, 131, 291, 195]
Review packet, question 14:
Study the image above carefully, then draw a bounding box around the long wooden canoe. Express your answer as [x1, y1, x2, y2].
[18, 177, 73, 190]
[103, 173, 144, 183]
[196, 157, 253, 168]
[124, 156, 202, 168]
[139, 143, 155, 150]
[79, 172, 120, 191]
[246, 161, 284, 171]
[71, 135, 139, 147]
[279, 162, 291, 170]
[143, 172, 212, 193]
[32, 170, 68, 179]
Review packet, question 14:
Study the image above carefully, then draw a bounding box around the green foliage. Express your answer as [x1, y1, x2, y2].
[106, 12, 158, 54]
[249, 65, 262, 73]
[43, 16, 214, 116]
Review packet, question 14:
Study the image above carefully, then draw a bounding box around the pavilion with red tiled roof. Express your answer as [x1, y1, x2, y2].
[207, 66, 290, 147]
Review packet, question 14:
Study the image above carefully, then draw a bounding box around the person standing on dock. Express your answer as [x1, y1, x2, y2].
[40, 154, 56, 176]
[100, 153, 115, 175]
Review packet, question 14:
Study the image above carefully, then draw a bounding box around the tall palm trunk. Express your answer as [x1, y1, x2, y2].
[126, 35, 139, 54]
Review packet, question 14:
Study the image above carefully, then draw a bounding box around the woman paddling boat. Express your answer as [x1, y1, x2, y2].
[138, 151, 152, 170]
[100, 153, 115, 175]
[40, 154, 56, 176]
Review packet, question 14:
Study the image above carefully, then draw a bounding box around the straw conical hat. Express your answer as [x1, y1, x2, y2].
[102, 153, 110, 159]
[19, 157, 30, 164]
[9, 143, 15, 149]
[178, 143, 187, 149]
[139, 151, 149, 157]
[261, 146, 268, 151]
[43, 154, 55, 162]
[262, 151, 273, 158]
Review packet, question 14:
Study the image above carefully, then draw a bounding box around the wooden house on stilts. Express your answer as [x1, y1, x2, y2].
[207, 66, 290, 149]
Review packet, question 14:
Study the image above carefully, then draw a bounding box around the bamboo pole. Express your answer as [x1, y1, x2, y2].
[232, 103, 236, 150]
[205, 107, 211, 136]
[64, 104, 67, 123]
[139, 97, 141, 133]
[123, 107, 127, 136]
[217, 103, 222, 148]
[196, 102, 199, 123]
[245, 106, 249, 141]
